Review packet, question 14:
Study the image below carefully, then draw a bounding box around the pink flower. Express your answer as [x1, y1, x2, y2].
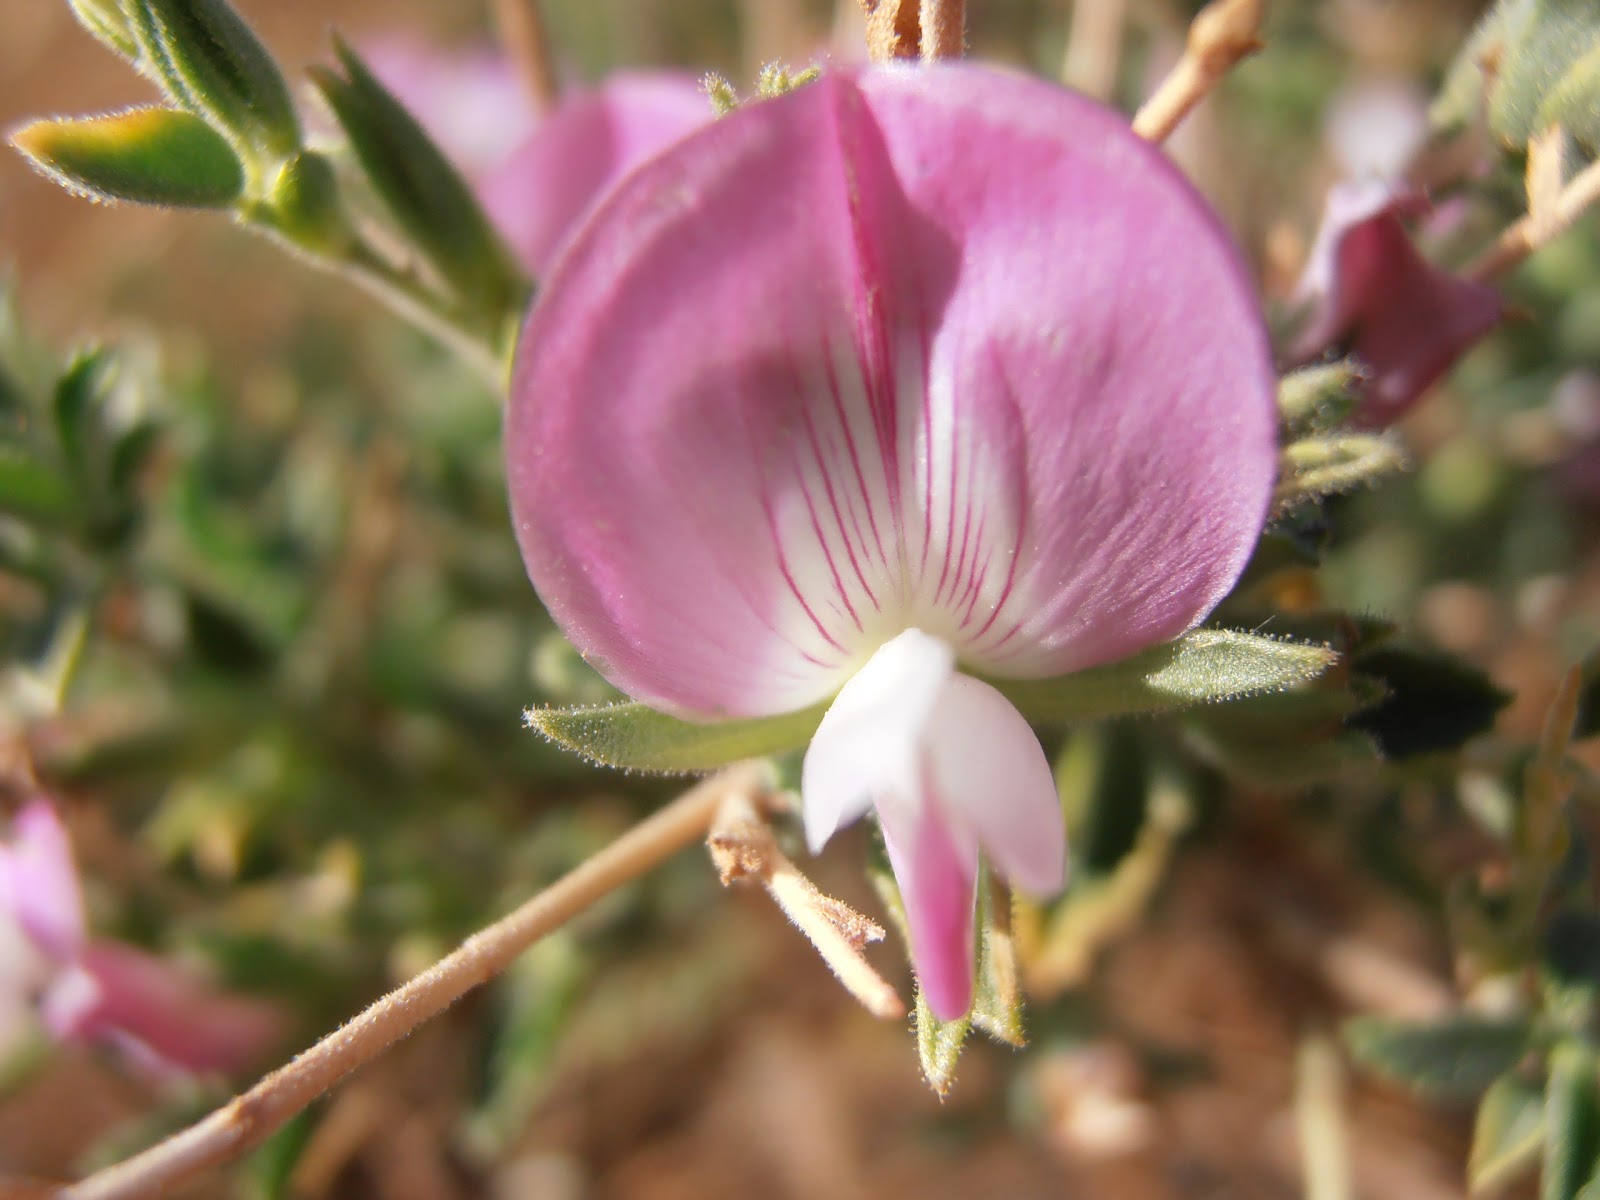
[506, 67, 1278, 1018]
[1293, 181, 1502, 427]
[365, 37, 710, 275]
[0, 800, 281, 1076]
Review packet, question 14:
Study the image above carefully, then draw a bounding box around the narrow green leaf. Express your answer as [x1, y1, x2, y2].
[11, 107, 243, 208]
[1472, 1071, 1546, 1194]
[128, 0, 300, 160]
[311, 41, 526, 317]
[1345, 1015, 1535, 1100]
[993, 630, 1338, 724]
[1545, 1042, 1600, 1200]
[524, 699, 827, 773]
[53, 348, 112, 473]
[68, 0, 141, 61]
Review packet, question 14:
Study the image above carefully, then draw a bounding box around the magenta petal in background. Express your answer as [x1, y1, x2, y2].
[480, 73, 712, 275]
[1295, 181, 1502, 427]
[46, 942, 282, 1075]
[0, 800, 87, 963]
[508, 65, 1277, 718]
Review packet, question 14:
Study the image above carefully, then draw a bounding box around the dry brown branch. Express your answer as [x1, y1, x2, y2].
[857, 0, 921, 62]
[1131, 0, 1265, 143]
[59, 765, 772, 1200]
[491, 0, 561, 110]
[708, 789, 905, 1019]
[920, 0, 965, 61]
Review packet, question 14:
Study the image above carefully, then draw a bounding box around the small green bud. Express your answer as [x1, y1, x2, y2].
[1274, 432, 1406, 511]
[11, 107, 244, 209]
[126, 0, 300, 164]
[1276, 360, 1365, 433]
[261, 150, 346, 255]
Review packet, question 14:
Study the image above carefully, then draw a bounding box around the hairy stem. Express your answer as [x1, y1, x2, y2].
[62, 764, 772, 1200]
[920, 0, 966, 61]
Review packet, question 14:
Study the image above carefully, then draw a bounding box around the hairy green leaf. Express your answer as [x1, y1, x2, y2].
[12, 107, 243, 208]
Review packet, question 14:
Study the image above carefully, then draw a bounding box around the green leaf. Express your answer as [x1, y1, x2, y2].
[127, 0, 300, 161]
[1432, 0, 1528, 133]
[991, 630, 1338, 724]
[1473, 1071, 1547, 1194]
[1491, 0, 1600, 148]
[68, 0, 141, 61]
[53, 348, 113, 473]
[0, 446, 71, 522]
[1545, 1042, 1600, 1200]
[524, 699, 828, 773]
[527, 631, 1338, 773]
[1347, 644, 1512, 758]
[310, 40, 526, 318]
[1345, 1015, 1535, 1099]
[11, 107, 244, 208]
[1538, 40, 1600, 147]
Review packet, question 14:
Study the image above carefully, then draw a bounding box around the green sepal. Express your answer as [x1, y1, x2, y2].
[1277, 360, 1365, 435]
[1545, 1042, 1600, 1200]
[992, 629, 1338, 724]
[11, 107, 244, 209]
[525, 630, 1338, 773]
[1473, 1071, 1547, 1194]
[1345, 1014, 1536, 1100]
[125, 0, 300, 162]
[524, 699, 829, 773]
[68, 0, 141, 61]
[1275, 433, 1407, 512]
[310, 39, 527, 320]
[869, 865, 970, 1097]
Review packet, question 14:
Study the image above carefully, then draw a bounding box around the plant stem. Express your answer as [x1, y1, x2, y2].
[61, 764, 772, 1200]
[920, 0, 966, 61]
[492, 0, 562, 110]
[1467, 152, 1600, 283]
[1131, 0, 1265, 143]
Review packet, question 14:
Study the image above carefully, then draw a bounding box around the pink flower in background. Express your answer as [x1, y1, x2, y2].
[1293, 181, 1502, 427]
[0, 800, 281, 1076]
[506, 66, 1278, 1019]
[365, 37, 710, 276]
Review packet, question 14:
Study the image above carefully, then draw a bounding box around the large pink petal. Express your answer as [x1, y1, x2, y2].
[923, 675, 1065, 896]
[0, 800, 86, 963]
[875, 781, 978, 1022]
[508, 66, 1276, 718]
[481, 73, 712, 275]
[854, 68, 1278, 677]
